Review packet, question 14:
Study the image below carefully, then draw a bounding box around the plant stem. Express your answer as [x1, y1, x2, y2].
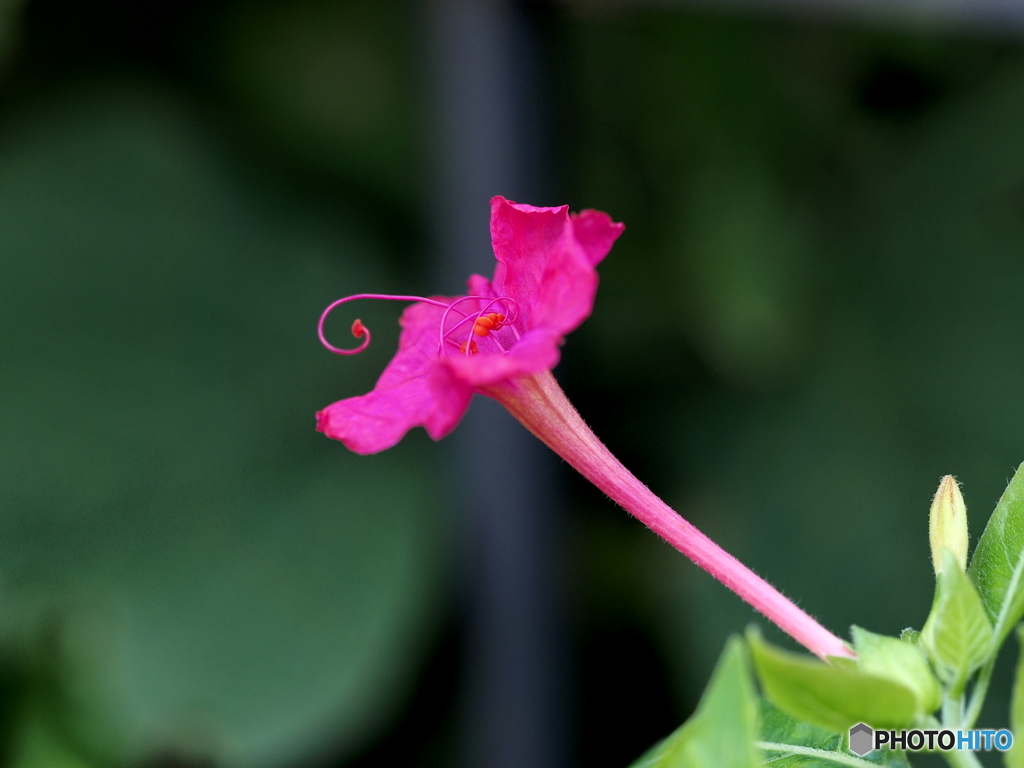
[488, 370, 854, 660]
[941, 687, 985, 768]
[964, 654, 996, 729]
[943, 690, 964, 730]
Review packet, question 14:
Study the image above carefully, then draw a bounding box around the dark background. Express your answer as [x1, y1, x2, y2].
[0, 0, 1021, 766]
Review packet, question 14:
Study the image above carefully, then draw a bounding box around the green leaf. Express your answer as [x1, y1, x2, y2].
[748, 630, 918, 733]
[761, 699, 840, 748]
[1006, 626, 1024, 768]
[630, 637, 760, 768]
[758, 701, 912, 767]
[851, 626, 942, 714]
[826, 656, 860, 673]
[921, 549, 993, 693]
[969, 461, 1024, 646]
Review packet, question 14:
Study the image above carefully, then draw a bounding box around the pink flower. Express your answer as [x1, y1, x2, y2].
[316, 196, 623, 454]
[316, 196, 853, 660]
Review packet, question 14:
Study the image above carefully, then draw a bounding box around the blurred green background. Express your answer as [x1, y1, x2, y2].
[1, 0, 1023, 766]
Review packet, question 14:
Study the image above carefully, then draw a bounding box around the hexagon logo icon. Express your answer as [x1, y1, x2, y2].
[849, 723, 874, 756]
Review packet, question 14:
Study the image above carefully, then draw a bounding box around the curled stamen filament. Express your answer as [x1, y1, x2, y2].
[318, 292, 520, 358]
[318, 293, 467, 355]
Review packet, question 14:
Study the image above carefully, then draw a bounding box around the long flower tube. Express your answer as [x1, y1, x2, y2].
[316, 196, 854, 660]
[485, 370, 853, 660]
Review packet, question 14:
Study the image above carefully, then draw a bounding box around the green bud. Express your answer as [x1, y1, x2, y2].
[929, 475, 968, 575]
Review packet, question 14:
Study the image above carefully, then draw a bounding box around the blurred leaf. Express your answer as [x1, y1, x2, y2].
[219, 0, 416, 198]
[851, 626, 941, 715]
[10, 710, 95, 768]
[826, 656, 859, 673]
[969, 461, 1024, 647]
[922, 549, 992, 693]
[629, 637, 760, 768]
[0, 80, 442, 766]
[748, 630, 917, 732]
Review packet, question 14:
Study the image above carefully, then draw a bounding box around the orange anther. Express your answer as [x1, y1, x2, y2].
[472, 312, 506, 337]
[459, 340, 479, 355]
[351, 319, 367, 338]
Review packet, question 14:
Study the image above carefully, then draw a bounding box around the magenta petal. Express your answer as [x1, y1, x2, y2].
[527, 234, 597, 333]
[489, 196, 623, 338]
[316, 300, 473, 454]
[441, 327, 562, 388]
[571, 209, 626, 266]
[489, 196, 572, 329]
[467, 274, 496, 298]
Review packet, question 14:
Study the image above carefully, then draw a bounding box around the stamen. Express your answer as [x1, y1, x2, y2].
[473, 313, 506, 336]
[438, 296, 520, 358]
[319, 293, 462, 355]
[318, 291, 521, 359]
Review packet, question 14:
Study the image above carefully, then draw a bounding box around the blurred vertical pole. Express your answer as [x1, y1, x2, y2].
[424, 2, 567, 768]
